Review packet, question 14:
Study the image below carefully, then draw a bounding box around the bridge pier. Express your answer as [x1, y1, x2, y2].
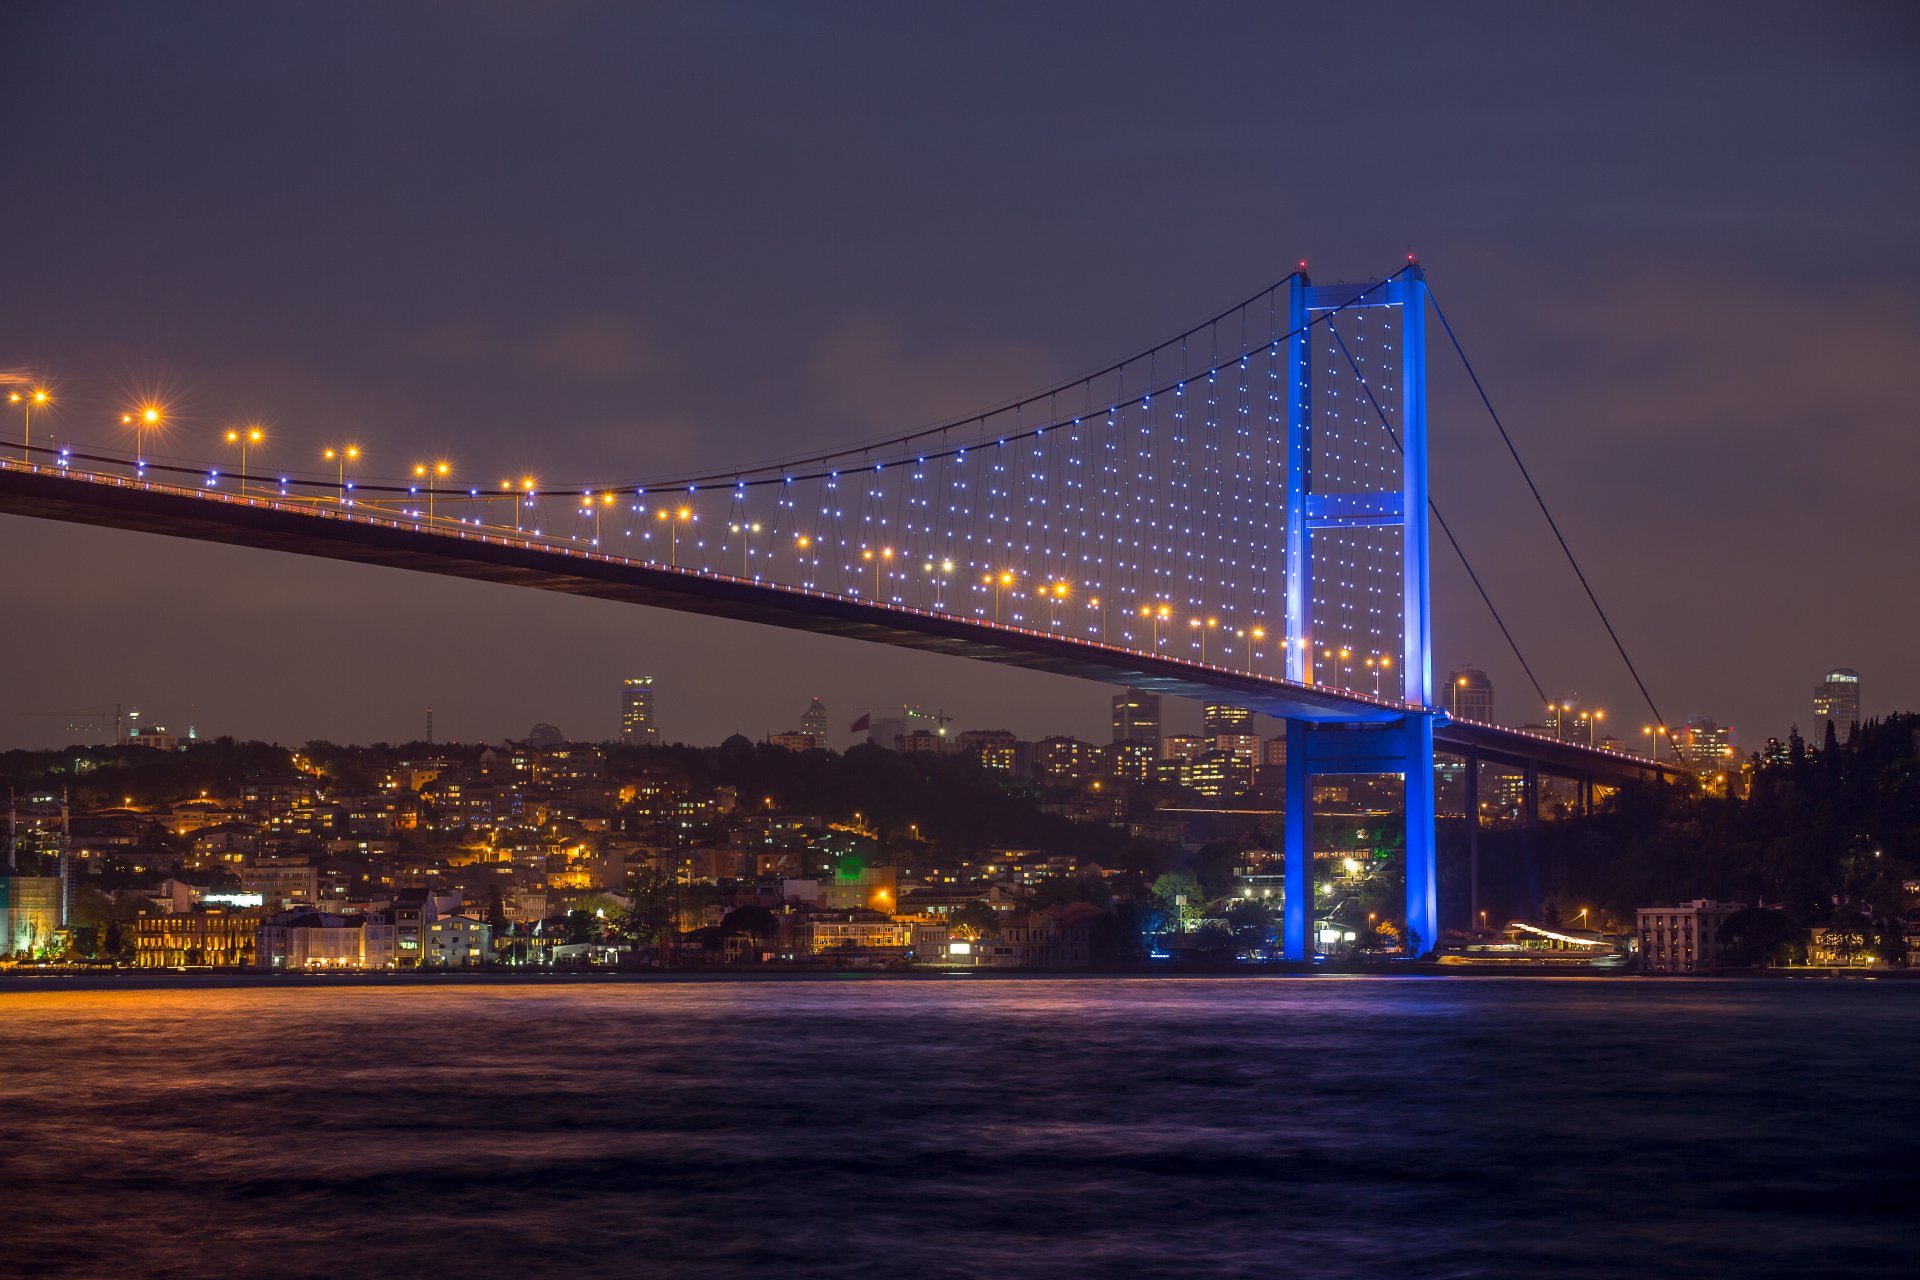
[1281, 714, 1440, 961]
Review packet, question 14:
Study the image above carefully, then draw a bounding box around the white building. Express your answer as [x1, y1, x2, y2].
[423, 914, 492, 967]
[256, 912, 398, 970]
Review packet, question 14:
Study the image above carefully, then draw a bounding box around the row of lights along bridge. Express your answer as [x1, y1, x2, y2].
[8, 388, 1405, 697]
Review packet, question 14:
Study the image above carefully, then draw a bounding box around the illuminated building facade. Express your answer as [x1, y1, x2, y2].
[134, 906, 268, 968]
[621, 677, 659, 742]
[1674, 718, 1736, 773]
[957, 729, 1018, 773]
[1200, 703, 1252, 735]
[1107, 740, 1156, 784]
[0, 876, 62, 956]
[1812, 668, 1861, 738]
[799, 697, 829, 745]
[257, 912, 398, 969]
[1111, 687, 1161, 744]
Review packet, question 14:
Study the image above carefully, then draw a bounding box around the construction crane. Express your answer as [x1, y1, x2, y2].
[16, 706, 124, 743]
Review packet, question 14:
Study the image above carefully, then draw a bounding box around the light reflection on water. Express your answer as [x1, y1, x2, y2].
[1, 977, 1914, 1279]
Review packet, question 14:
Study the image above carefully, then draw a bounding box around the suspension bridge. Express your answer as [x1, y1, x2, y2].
[0, 260, 1685, 958]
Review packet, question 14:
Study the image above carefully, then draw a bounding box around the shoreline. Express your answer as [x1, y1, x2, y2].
[1, 965, 1910, 993]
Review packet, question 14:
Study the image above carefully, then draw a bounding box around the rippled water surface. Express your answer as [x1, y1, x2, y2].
[2, 976, 1915, 1278]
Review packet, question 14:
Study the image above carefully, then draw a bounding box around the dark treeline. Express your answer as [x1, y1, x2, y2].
[1448, 714, 1920, 952]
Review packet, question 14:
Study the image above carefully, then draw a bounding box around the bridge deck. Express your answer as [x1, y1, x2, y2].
[0, 463, 1681, 784]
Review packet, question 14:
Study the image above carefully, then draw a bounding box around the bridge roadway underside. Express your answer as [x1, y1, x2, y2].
[0, 466, 1673, 788]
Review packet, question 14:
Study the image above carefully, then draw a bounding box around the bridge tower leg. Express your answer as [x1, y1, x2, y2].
[1282, 718, 1312, 960]
[1284, 272, 1311, 684]
[1404, 714, 1438, 956]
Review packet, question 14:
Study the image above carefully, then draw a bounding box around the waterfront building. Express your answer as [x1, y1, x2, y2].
[621, 677, 659, 742]
[134, 905, 267, 968]
[1812, 668, 1861, 739]
[1636, 900, 1744, 974]
[1445, 668, 1494, 722]
[256, 911, 398, 970]
[423, 914, 492, 967]
[0, 875, 62, 956]
[769, 731, 817, 752]
[1112, 688, 1161, 744]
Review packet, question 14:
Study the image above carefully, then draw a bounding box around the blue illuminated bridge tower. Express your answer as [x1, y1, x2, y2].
[1281, 266, 1435, 960]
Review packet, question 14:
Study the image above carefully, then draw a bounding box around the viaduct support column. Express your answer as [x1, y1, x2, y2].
[1464, 749, 1481, 932]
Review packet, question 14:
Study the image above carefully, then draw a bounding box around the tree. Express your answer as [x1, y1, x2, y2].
[1151, 872, 1204, 930]
[563, 910, 599, 945]
[617, 867, 677, 948]
[949, 899, 1001, 940]
[720, 905, 779, 939]
[1718, 907, 1797, 968]
[1192, 841, 1241, 900]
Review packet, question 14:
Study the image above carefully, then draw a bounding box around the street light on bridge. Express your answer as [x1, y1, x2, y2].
[413, 461, 451, 521]
[225, 425, 263, 497]
[11, 387, 49, 460]
[656, 505, 693, 567]
[322, 445, 360, 503]
[124, 404, 165, 464]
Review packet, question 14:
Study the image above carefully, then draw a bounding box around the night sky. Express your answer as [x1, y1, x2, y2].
[2, 2, 1915, 753]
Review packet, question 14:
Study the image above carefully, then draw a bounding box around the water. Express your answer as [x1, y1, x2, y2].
[1, 976, 1914, 1279]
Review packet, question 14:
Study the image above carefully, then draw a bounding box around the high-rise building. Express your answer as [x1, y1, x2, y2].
[800, 697, 829, 745]
[1812, 669, 1861, 738]
[621, 677, 658, 742]
[1112, 688, 1161, 744]
[1674, 718, 1736, 773]
[1201, 703, 1253, 735]
[1444, 667, 1494, 722]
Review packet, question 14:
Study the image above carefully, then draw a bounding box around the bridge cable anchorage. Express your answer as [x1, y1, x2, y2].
[1424, 287, 1679, 759]
[1323, 325, 1552, 712]
[595, 265, 1417, 497]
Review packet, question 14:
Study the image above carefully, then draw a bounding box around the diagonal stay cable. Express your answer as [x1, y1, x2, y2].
[1325, 325, 1552, 712]
[1424, 287, 1678, 758]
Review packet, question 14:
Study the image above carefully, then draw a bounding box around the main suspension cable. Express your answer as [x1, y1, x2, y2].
[1424, 286, 1678, 756]
[1325, 326, 1552, 712]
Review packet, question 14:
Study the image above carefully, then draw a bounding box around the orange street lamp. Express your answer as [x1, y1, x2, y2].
[412, 461, 451, 521]
[11, 387, 49, 461]
[224, 425, 263, 497]
[322, 445, 360, 503]
[656, 505, 692, 567]
[125, 404, 165, 462]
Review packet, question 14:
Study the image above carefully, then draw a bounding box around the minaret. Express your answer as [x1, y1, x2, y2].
[59, 788, 73, 930]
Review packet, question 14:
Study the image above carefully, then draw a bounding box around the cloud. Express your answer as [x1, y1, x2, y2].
[808, 312, 1059, 439]
[410, 312, 661, 383]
